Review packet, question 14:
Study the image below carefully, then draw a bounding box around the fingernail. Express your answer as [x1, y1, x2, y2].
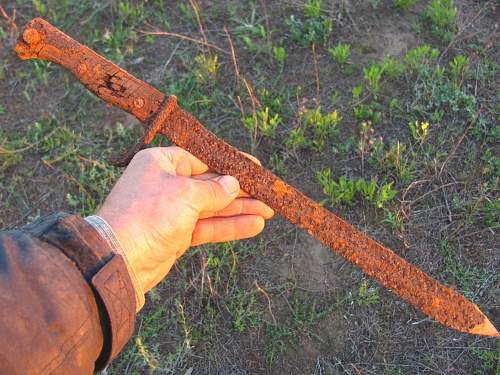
[217, 175, 239, 196]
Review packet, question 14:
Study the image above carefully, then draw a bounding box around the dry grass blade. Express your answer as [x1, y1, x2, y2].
[136, 29, 230, 55]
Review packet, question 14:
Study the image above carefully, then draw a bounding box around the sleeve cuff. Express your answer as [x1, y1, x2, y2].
[85, 215, 145, 311]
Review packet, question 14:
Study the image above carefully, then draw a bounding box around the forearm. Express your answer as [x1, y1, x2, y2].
[0, 213, 137, 374]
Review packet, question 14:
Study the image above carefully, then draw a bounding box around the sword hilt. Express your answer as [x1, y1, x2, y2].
[15, 18, 166, 124]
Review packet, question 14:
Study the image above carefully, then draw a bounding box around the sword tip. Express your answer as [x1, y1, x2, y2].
[468, 308, 499, 337]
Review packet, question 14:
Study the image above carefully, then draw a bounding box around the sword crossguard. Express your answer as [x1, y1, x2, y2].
[110, 95, 179, 167]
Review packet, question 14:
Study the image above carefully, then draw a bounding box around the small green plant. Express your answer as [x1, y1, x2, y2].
[482, 148, 500, 187]
[394, 0, 419, 9]
[480, 199, 499, 229]
[449, 55, 469, 85]
[135, 336, 160, 371]
[405, 46, 477, 122]
[374, 182, 398, 209]
[332, 136, 355, 157]
[378, 141, 416, 182]
[290, 297, 330, 334]
[0, 105, 5, 115]
[269, 152, 288, 175]
[356, 178, 377, 202]
[389, 98, 401, 113]
[273, 46, 287, 67]
[167, 71, 211, 113]
[32, 0, 47, 16]
[424, 0, 457, 42]
[357, 178, 398, 209]
[17, 60, 53, 96]
[317, 170, 398, 208]
[241, 35, 258, 52]
[304, 0, 322, 19]
[381, 56, 405, 79]
[404, 45, 440, 73]
[287, 16, 333, 47]
[259, 88, 282, 114]
[98, 1, 147, 62]
[302, 107, 342, 150]
[265, 293, 334, 366]
[265, 324, 295, 366]
[356, 281, 380, 306]
[14, 118, 133, 216]
[178, 3, 197, 23]
[363, 63, 384, 93]
[354, 103, 382, 124]
[286, 127, 308, 150]
[234, 7, 268, 54]
[408, 120, 430, 144]
[228, 289, 261, 332]
[352, 85, 363, 100]
[383, 366, 404, 375]
[328, 43, 351, 67]
[317, 169, 356, 206]
[194, 54, 219, 84]
[0, 135, 25, 175]
[243, 107, 282, 139]
[286, 2, 333, 47]
[383, 209, 404, 232]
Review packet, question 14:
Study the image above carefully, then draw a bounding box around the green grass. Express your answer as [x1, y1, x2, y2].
[4, 118, 137, 216]
[440, 240, 494, 301]
[471, 342, 500, 375]
[265, 293, 335, 366]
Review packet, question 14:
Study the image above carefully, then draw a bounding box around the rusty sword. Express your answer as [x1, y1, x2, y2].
[15, 18, 498, 337]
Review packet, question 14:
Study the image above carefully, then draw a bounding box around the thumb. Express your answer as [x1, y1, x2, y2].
[190, 175, 240, 213]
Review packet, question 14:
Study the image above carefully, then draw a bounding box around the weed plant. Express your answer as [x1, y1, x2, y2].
[286, 0, 332, 47]
[328, 43, 351, 67]
[394, 0, 420, 9]
[316, 169, 397, 209]
[423, 0, 457, 42]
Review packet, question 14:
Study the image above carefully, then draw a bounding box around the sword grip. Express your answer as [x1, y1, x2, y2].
[15, 18, 165, 123]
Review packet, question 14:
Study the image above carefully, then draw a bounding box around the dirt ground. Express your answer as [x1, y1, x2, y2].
[1, 0, 499, 374]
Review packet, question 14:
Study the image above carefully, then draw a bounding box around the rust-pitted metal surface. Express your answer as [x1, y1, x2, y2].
[16, 18, 498, 337]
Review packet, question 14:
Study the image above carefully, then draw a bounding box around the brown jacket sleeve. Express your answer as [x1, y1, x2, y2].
[0, 213, 137, 374]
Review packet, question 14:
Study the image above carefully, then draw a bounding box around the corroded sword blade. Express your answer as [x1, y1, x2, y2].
[15, 18, 498, 337]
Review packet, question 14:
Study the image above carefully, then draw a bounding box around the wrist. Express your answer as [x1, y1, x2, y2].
[85, 215, 145, 311]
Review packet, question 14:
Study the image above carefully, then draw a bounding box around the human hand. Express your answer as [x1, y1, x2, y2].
[97, 146, 274, 294]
